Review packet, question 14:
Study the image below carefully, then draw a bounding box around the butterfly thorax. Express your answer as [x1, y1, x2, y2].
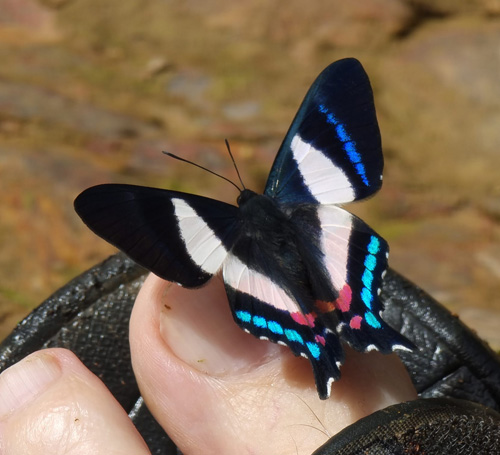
[236, 189, 289, 233]
[236, 188, 260, 207]
[233, 188, 334, 304]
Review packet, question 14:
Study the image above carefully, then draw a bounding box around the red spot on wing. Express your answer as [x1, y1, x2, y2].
[336, 284, 352, 312]
[350, 315, 362, 330]
[316, 284, 352, 314]
[291, 312, 316, 326]
[315, 334, 326, 346]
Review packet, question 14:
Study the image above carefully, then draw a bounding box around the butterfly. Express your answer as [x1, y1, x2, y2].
[74, 58, 413, 399]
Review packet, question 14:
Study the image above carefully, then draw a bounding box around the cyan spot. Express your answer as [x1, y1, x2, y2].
[306, 342, 321, 359]
[236, 310, 251, 323]
[267, 320, 284, 335]
[365, 311, 382, 329]
[364, 254, 376, 271]
[253, 315, 267, 329]
[284, 329, 304, 345]
[362, 269, 374, 289]
[367, 236, 380, 255]
[361, 287, 373, 310]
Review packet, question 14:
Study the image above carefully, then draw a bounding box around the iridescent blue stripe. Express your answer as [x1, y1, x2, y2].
[362, 269, 373, 289]
[306, 342, 321, 359]
[235, 310, 251, 323]
[364, 255, 376, 271]
[360, 235, 381, 314]
[367, 236, 380, 255]
[365, 311, 381, 329]
[235, 309, 300, 342]
[361, 287, 373, 310]
[267, 320, 284, 335]
[318, 104, 369, 186]
[285, 328, 304, 345]
[253, 315, 267, 329]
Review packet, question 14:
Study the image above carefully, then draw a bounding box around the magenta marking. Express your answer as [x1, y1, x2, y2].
[291, 312, 316, 327]
[315, 334, 326, 346]
[350, 315, 362, 330]
[336, 284, 352, 312]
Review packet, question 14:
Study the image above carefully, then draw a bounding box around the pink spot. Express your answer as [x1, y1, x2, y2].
[336, 284, 352, 312]
[315, 335, 326, 346]
[349, 315, 362, 330]
[291, 312, 316, 327]
[291, 312, 306, 325]
[306, 312, 316, 326]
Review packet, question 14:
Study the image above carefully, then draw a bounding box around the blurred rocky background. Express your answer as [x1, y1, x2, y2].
[1, 0, 499, 348]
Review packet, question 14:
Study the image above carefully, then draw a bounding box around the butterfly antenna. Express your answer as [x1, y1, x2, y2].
[225, 139, 246, 190]
[163, 151, 242, 192]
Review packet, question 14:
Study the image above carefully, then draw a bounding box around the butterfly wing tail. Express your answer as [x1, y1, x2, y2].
[308, 330, 344, 399]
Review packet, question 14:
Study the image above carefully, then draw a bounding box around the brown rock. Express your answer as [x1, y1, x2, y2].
[0, 0, 59, 43]
[376, 18, 500, 202]
[201, 0, 414, 48]
[401, 0, 500, 16]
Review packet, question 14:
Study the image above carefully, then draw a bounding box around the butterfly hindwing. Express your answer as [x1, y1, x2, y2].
[265, 58, 383, 206]
[74, 184, 239, 287]
[310, 205, 413, 353]
[335, 218, 414, 353]
[223, 252, 344, 399]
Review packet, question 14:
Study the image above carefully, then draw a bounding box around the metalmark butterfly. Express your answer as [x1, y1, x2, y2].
[75, 58, 413, 399]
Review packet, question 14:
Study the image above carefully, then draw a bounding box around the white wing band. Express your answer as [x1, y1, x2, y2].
[223, 253, 297, 313]
[317, 205, 352, 291]
[172, 198, 227, 274]
[291, 134, 355, 204]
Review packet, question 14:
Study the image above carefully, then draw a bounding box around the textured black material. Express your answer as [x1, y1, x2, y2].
[381, 269, 500, 412]
[0, 253, 499, 453]
[313, 398, 500, 455]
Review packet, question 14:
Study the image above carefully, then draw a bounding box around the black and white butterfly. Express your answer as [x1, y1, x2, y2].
[75, 58, 413, 399]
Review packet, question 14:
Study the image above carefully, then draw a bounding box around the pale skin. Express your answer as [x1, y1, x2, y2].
[0, 274, 417, 455]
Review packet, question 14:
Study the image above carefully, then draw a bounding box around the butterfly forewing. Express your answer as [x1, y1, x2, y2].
[265, 58, 383, 205]
[75, 184, 239, 287]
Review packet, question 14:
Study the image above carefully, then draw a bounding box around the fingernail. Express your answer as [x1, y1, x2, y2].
[160, 279, 281, 376]
[0, 352, 61, 418]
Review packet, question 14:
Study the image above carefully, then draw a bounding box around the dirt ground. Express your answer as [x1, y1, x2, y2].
[1, 0, 499, 349]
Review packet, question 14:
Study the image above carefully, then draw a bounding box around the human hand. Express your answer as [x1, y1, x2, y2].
[0, 274, 417, 454]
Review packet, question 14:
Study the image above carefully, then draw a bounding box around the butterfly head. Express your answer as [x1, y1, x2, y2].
[236, 188, 259, 207]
